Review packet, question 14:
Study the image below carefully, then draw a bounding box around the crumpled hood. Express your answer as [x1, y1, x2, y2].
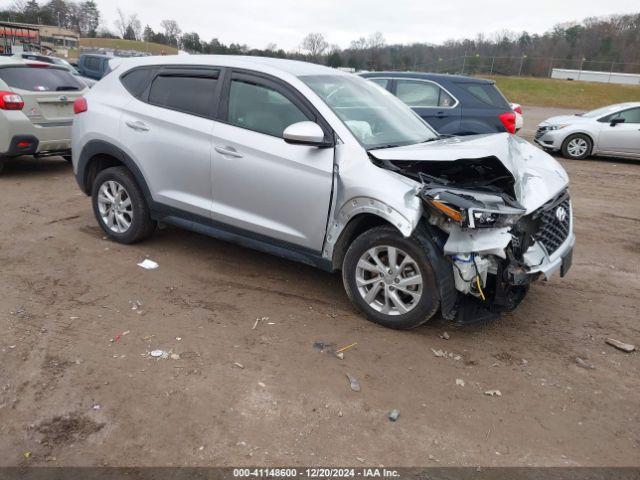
[369, 133, 569, 213]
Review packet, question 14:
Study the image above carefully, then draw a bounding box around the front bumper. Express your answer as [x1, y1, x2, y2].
[533, 128, 566, 150]
[525, 232, 575, 279]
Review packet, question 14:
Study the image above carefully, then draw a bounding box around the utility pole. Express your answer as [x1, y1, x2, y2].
[461, 52, 466, 75]
[489, 56, 495, 75]
[608, 61, 614, 83]
[578, 57, 585, 80]
[548, 57, 554, 78]
[518, 54, 527, 76]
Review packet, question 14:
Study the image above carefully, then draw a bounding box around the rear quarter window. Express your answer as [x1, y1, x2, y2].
[120, 68, 157, 99]
[0, 66, 83, 92]
[456, 82, 510, 109]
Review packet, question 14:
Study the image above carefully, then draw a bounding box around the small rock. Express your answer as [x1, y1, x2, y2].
[233, 362, 244, 369]
[431, 348, 446, 357]
[338, 411, 343, 417]
[456, 378, 465, 387]
[346, 373, 361, 392]
[336, 352, 344, 360]
[484, 389, 502, 397]
[199, 446, 204, 451]
[388, 409, 400, 422]
[575, 357, 595, 369]
[441, 332, 450, 340]
[150, 350, 164, 358]
[170, 353, 180, 360]
[258, 382, 266, 388]
[92, 404, 101, 410]
[605, 338, 635, 353]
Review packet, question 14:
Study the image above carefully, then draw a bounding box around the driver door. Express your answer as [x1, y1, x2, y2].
[210, 71, 335, 251]
[598, 107, 640, 157]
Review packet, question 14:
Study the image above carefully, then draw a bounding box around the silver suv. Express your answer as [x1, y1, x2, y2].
[72, 56, 574, 328]
[0, 56, 88, 172]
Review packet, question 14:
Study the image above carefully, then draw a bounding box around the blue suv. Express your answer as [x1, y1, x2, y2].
[359, 72, 516, 136]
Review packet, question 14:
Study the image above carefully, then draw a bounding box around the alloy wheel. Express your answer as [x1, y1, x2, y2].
[355, 245, 423, 315]
[97, 180, 133, 234]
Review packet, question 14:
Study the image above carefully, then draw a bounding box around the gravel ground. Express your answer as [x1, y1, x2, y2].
[0, 108, 638, 467]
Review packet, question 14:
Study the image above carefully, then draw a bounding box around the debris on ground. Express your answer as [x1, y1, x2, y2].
[252, 317, 269, 330]
[388, 409, 400, 422]
[336, 342, 358, 354]
[431, 348, 462, 361]
[130, 300, 143, 311]
[258, 382, 266, 388]
[336, 352, 344, 360]
[431, 348, 446, 357]
[484, 390, 502, 397]
[150, 350, 165, 358]
[456, 378, 465, 387]
[23, 451, 31, 459]
[137, 259, 159, 270]
[575, 357, 595, 369]
[346, 373, 361, 392]
[170, 353, 180, 360]
[91, 404, 101, 411]
[441, 332, 450, 340]
[233, 362, 244, 369]
[110, 331, 130, 343]
[605, 338, 635, 353]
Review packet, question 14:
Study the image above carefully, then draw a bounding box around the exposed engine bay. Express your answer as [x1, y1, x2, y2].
[371, 154, 574, 322]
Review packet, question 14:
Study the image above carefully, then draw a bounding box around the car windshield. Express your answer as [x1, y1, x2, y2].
[301, 74, 438, 149]
[582, 105, 625, 118]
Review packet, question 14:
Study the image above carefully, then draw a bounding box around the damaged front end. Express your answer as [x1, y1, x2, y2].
[370, 138, 574, 323]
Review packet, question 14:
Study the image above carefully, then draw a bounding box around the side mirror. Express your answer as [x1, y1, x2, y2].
[283, 121, 330, 147]
[610, 117, 625, 127]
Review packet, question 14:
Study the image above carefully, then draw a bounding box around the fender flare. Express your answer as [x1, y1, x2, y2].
[323, 196, 421, 261]
[76, 140, 153, 204]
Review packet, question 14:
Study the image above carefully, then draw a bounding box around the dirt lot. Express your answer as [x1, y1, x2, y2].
[0, 109, 638, 467]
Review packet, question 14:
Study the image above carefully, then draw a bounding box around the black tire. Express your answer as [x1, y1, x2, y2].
[342, 226, 440, 329]
[91, 166, 156, 244]
[561, 133, 592, 160]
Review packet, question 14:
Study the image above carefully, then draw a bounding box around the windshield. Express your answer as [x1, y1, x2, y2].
[301, 74, 438, 149]
[582, 105, 626, 119]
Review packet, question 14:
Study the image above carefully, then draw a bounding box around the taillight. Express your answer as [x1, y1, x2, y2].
[513, 105, 523, 115]
[73, 97, 87, 114]
[499, 111, 516, 134]
[0, 91, 24, 110]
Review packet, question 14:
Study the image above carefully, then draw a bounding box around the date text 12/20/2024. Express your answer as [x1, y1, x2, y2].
[233, 468, 401, 478]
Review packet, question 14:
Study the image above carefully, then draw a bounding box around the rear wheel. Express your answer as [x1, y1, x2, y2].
[91, 166, 156, 244]
[342, 226, 440, 329]
[561, 134, 591, 159]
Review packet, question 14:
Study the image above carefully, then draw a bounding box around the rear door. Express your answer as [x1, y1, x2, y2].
[597, 107, 640, 157]
[0, 65, 85, 125]
[118, 66, 220, 217]
[210, 70, 334, 251]
[392, 78, 460, 134]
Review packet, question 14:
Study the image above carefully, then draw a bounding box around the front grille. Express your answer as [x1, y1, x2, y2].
[533, 191, 571, 255]
[535, 126, 548, 139]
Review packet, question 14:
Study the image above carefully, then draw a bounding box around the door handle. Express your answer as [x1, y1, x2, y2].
[215, 145, 243, 158]
[125, 120, 150, 132]
[436, 111, 446, 118]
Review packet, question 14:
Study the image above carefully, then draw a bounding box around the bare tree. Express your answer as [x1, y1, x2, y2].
[367, 31, 386, 70]
[301, 33, 328, 61]
[160, 19, 182, 47]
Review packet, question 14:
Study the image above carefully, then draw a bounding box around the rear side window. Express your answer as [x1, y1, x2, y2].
[83, 56, 103, 71]
[121, 68, 157, 99]
[369, 78, 389, 89]
[396, 79, 455, 107]
[456, 82, 510, 109]
[148, 73, 218, 117]
[0, 66, 83, 92]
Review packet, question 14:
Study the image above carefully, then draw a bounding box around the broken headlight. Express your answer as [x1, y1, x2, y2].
[422, 190, 525, 229]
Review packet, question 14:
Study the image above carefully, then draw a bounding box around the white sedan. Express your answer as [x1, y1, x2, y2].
[535, 102, 640, 160]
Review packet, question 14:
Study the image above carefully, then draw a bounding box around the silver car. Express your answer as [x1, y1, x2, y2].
[72, 56, 574, 329]
[535, 102, 640, 160]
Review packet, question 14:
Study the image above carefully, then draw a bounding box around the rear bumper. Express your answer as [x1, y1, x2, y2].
[1, 135, 39, 157]
[0, 111, 72, 155]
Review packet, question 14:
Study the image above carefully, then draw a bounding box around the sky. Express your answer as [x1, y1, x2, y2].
[12, 0, 640, 50]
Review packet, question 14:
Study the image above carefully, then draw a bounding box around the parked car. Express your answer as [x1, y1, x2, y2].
[72, 56, 573, 328]
[511, 103, 523, 132]
[12, 52, 96, 88]
[535, 102, 640, 160]
[0, 57, 88, 173]
[359, 72, 518, 136]
[77, 53, 112, 80]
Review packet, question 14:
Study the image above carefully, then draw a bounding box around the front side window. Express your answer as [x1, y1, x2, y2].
[0, 66, 83, 91]
[396, 80, 455, 108]
[301, 74, 437, 149]
[148, 74, 217, 117]
[227, 78, 309, 137]
[607, 108, 640, 124]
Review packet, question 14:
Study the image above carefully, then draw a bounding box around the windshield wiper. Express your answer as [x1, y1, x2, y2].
[56, 86, 80, 91]
[367, 143, 402, 151]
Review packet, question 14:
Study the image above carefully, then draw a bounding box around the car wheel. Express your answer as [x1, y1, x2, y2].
[561, 134, 592, 159]
[342, 226, 440, 329]
[91, 166, 156, 244]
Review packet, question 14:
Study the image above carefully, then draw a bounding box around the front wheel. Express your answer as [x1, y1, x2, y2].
[561, 134, 592, 159]
[342, 226, 440, 329]
[91, 166, 156, 244]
